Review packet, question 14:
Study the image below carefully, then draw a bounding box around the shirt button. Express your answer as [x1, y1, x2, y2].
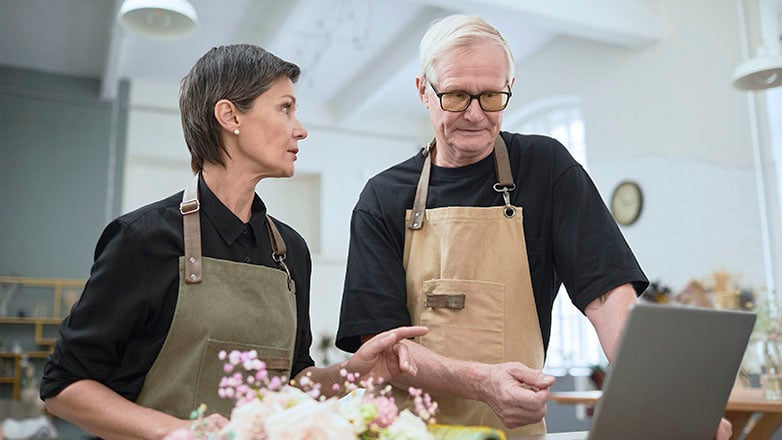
[242, 227, 249, 234]
[244, 256, 251, 263]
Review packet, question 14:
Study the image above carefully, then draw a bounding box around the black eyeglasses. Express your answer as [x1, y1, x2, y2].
[429, 81, 512, 112]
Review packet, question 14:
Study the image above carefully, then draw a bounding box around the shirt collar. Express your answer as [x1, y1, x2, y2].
[198, 174, 268, 246]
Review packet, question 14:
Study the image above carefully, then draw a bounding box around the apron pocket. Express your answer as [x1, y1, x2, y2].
[419, 279, 505, 363]
[194, 338, 292, 417]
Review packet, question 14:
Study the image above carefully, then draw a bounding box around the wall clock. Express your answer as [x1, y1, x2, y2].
[610, 181, 643, 226]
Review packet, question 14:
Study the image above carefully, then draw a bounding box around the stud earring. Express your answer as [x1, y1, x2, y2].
[233, 128, 240, 135]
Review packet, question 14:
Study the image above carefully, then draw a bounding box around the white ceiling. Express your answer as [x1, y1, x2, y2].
[0, 0, 662, 131]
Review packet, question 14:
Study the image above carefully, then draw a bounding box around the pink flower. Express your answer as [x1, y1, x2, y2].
[367, 395, 398, 428]
[267, 376, 282, 390]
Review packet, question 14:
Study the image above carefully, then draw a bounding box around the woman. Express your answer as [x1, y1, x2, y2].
[40, 44, 425, 439]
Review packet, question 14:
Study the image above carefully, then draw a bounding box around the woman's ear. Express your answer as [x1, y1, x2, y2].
[214, 99, 240, 132]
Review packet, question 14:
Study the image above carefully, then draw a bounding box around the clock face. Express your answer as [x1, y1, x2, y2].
[611, 181, 643, 226]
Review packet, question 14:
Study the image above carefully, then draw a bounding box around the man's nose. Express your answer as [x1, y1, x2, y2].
[462, 97, 485, 121]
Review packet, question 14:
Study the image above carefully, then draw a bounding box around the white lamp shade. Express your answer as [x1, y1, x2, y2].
[732, 54, 782, 90]
[118, 0, 198, 39]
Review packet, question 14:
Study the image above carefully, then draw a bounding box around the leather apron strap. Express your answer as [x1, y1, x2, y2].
[182, 174, 202, 284]
[136, 176, 298, 418]
[408, 136, 515, 230]
[182, 173, 292, 290]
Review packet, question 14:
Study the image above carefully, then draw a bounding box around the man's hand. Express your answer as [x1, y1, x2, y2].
[481, 362, 556, 428]
[342, 326, 428, 382]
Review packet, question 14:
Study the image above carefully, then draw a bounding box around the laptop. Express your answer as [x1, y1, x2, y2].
[572, 303, 756, 440]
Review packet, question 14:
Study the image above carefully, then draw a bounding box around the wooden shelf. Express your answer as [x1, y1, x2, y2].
[0, 276, 84, 400]
[0, 351, 53, 359]
[0, 317, 62, 325]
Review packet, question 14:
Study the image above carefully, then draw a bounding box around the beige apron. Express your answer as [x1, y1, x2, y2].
[136, 174, 297, 419]
[402, 136, 546, 435]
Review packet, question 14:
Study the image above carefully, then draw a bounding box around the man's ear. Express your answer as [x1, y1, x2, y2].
[416, 76, 429, 108]
[214, 99, 240, 132]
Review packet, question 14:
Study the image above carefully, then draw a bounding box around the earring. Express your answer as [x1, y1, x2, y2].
[233, 128, 240, 135]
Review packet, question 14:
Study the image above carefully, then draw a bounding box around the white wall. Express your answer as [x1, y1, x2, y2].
[506, 0, 770, 292]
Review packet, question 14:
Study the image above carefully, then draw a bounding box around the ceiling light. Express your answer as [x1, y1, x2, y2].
[733, 0, 782, 90]
[733, 54, 782, 90]
[118, 0, 198, 39]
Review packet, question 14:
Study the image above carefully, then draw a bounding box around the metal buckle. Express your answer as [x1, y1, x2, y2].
[179, 199, 200, 215]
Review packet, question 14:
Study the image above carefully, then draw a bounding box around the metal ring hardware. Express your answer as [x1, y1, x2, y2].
[272, 252, 293, 291]
[493, 183, 517, 218]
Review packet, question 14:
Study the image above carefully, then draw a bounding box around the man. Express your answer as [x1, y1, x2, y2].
[336, 14, 733, 439]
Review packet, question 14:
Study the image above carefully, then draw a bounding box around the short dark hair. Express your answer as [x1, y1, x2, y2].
[179, 44, 301, 172]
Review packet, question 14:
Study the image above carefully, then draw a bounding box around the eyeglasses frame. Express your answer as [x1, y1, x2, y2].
[428, 81, 512, 112]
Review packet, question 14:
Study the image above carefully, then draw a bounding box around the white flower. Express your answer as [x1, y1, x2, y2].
[264, 398, 355, 440]
[222, 400, 274, 440]
[338, 389, 370, 434]
[383, 409, 434, 440]
[261, 385, 313, 408]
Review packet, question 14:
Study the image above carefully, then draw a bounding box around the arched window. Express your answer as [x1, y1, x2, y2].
[511, 97, 604, 371]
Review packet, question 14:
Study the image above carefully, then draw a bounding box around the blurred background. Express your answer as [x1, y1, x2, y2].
[1, 0, 780, 437]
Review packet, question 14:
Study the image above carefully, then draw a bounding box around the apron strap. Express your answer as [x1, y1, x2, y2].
[491, 136, 517, 218]
[493, 135, 514, 188]
[408, 139, 435, 230]
[265, 214, 293, 291]
[181, 173, 203, 284]
[180, 174, 292, 289]
[407, 135, 516, 230]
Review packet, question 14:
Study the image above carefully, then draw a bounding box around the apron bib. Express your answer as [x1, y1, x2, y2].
[402, 137, 546, 435]
[136, 175, 297, 419]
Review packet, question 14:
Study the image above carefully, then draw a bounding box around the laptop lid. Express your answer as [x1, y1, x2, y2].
[587, 303, 756, 440]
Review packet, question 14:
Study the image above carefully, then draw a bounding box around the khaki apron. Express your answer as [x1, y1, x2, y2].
[402, 136, 546, 435]
[136, 174, 297, 419]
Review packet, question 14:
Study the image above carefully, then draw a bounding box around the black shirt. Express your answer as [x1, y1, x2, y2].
[336, 131, 648, 353]
[40, 176, 314, 401]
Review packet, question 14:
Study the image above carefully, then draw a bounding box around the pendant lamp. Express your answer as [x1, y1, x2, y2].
[733, 0, 782, 90]
[118, 0, 198, 39]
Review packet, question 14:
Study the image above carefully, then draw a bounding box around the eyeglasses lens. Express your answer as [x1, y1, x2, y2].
[440, 92, 508, 112]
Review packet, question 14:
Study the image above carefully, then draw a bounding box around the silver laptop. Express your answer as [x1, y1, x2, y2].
[577, 303, 755, 440]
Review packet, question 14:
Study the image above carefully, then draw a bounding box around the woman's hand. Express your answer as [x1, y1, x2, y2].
[714, 417, 732, 440]
[166, 413, 229, 440]
[342, 326, 428, 382]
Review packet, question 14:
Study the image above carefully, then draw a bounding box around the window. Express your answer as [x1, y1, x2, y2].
[511, 97, 605, 371]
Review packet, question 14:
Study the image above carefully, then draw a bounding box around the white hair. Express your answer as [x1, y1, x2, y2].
[418, 15, 515, 85]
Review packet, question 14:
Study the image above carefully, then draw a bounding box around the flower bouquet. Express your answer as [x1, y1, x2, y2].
[166, 350, 507, 439]
[166, 349, 450, 440]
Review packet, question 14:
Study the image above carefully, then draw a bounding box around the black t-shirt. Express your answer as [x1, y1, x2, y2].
[336, 131, 648, 353]
[40, 175, 315, 401]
